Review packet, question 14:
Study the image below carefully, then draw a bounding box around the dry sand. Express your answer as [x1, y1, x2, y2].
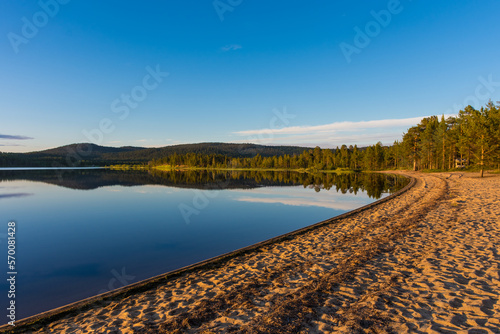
[2, 171, 500, 333]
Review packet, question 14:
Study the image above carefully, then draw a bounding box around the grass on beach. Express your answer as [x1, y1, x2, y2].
[121, 164, 360, 174]
[108, 161, 500, 175]
[107, 164, 149, 170]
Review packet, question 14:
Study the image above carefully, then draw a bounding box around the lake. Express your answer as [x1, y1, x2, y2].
[0, 169, 408, 322]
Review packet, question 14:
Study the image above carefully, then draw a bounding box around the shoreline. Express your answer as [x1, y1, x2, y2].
[2, 171, 500, 333]
[0, 173, 415, 333]
[114, 164, 361, 173]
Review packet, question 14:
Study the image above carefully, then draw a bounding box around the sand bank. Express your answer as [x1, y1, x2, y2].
[2, 172, 499, 333]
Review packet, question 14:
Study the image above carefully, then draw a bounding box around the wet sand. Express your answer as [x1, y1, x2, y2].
[3, 171, 500, 333]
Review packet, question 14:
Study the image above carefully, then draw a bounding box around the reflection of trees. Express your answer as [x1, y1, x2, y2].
[0, 170, 408, 199]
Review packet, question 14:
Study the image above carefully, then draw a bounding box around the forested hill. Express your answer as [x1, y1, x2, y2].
[0, 142, 311, 167]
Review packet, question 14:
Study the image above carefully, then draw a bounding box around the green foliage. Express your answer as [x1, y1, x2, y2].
[145, 102, 499, 175]
[3, 103, 499, 176]
[0, 143, 309, 167]
[148, 143, 394, 171]
[401, 101, 500, 175]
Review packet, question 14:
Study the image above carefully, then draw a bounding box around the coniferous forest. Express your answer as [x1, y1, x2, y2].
[149, 102, 500, 177]
[2, 102, 499, 176]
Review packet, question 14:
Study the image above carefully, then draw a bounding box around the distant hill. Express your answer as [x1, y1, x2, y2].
[39, 143, 144, 156]
[0, 142, 312, 167]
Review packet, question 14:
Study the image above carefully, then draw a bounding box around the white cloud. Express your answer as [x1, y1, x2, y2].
[231, 115, 453, 148]
[221, 44, 242, 52]
[234, 116, 426, 136]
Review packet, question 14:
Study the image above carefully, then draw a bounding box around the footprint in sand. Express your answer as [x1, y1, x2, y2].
[481, 298, 496, 310]
[90, 321, 107, 331]
[450, 312, 468, 327]
[126, 308, 142, 318]
[143, 311, 161, 321]
[449, 297, 463, 308]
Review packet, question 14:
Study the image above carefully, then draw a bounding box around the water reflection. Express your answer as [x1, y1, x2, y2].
[0, 169, 408, 198]
[0, 192, 33, 199]
[235, 189, 363, 211]
[0, 169, 408, 322]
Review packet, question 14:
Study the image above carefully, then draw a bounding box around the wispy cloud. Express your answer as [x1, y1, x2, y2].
[234, 116, 427, 136]
[0, 134, 34, 140]
[221, 44, 242, 52]
[231, 132, 405, 147]
[232, 116, 452, 147]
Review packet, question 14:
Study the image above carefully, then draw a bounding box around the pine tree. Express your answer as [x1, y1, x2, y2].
[403, 125, 422, 171]
[462, 103, 500, 177]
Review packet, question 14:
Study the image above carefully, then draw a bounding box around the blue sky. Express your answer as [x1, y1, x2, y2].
[1, 0, 499, 152]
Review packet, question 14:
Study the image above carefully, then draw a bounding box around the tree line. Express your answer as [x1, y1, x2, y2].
[149, 102, 500, 176]
[148, 142, 392, 171]
[401, 101, 499, 176]
[0, 143, 308, 167]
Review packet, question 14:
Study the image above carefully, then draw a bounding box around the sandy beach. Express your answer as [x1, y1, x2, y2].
[3, 171, 500, 333]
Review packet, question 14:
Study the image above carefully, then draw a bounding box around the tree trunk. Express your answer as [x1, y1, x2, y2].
[449, 144, 452, 169]
[442, 134, 446, 170]
[396, 149, 398, 169]
[480, 137, 485, 178]
[413, 138, 418, 171]
[468, 146, 471, 167]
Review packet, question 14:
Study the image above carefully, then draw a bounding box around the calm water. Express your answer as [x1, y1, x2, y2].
[0, 169, 408, 322]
